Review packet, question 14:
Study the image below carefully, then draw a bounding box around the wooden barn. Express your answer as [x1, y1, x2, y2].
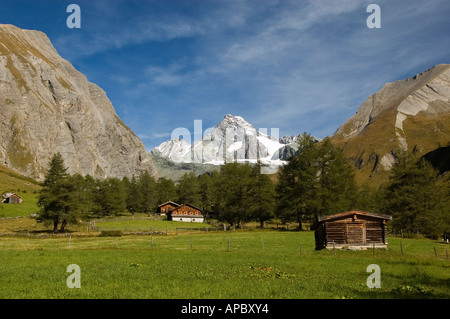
[1, 192, 23, 204]
[311, 211, 392, 250]
[157, 201, 180, 216]
[167, 204, 204, 223]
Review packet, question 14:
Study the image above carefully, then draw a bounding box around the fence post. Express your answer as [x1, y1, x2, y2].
[333, 241, 336, 258]
[227, 238, 230, 252]
[261, 238, 265, 253]
[434, 247, 437, 258]
[400, 241, 403, 257]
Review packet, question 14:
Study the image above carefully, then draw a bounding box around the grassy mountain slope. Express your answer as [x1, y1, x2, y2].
[331, 64, 450, 187]
[332, 109, 450, 186]
[0, 164, 40, 218]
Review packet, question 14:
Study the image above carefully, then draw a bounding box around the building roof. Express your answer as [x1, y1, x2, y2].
[1, 192, 23, 204]
[2, 192, 22, 199]
[180, 203, 203, 211]
[170, 203, 203, 212]
[157, 201, 180, 208]
[169, 203, 204, 217]
[311, 210, 392, 230]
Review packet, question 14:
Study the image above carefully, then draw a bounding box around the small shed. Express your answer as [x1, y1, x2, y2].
[311, 211, 392, 250]
[167, 204, 204, 223]
[157, 201, 180, 216]
[1, 192, 23, 204]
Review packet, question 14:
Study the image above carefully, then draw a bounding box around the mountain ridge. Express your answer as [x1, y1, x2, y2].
[331, 63, 450, 185]
[1, 25, 447, 187]
[0, 24, 158, 181]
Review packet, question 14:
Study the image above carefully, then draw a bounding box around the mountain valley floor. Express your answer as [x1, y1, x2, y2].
[0, 217, 448, 299]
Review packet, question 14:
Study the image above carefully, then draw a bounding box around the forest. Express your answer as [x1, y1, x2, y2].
[37, 134, 449, 239]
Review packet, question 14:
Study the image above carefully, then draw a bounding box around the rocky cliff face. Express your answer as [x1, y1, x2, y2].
[0, 24, 157, 181]
[332, 64, 450, 185]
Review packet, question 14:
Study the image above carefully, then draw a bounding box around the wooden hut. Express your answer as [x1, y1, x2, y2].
[157, 201, 180, 216]
[167, 204, 204, 223]
[310, 211, 392, 250]
[1, 192, 23, 204]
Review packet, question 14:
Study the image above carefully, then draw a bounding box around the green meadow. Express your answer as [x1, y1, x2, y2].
[0, 218, 448, 299]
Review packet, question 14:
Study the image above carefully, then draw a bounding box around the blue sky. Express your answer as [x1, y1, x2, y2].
[1, 0, 449, 151]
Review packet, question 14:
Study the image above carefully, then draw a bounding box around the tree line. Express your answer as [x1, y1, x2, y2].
[37, 134, 449, 239]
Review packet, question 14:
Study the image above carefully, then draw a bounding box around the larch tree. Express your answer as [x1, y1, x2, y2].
[276, 134, 358, 230]
[248, 162, 275, 229]
[382, 150, 449, 238]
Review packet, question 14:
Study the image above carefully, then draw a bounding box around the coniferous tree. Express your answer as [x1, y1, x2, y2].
[138, 171, 157, 215]
[71, 174, 96, 220]
[37, 153, 82, 232]
[176, 172, 201, 207]
[315, 138, 357, 216]
[213, 163, 253, 228]
[276, 134, 357, 229]
[198, 173, 214, 214]
[249, 162, 275, 228]
[94, 177, 126, 217]
[382, 151, 449, 238]
[276, 133, 320, 229]
[125, 175, 141, 215]
[121, 175, 131, 206]
[156, 177, 177, 204]
[355, 183, 384, 213]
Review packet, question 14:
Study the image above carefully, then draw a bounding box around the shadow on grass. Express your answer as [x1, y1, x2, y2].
[353, 285, 448, 299]
[25, 229, 77, 235]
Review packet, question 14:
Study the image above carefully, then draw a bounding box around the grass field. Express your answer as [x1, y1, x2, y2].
[0, 217, 448, 299]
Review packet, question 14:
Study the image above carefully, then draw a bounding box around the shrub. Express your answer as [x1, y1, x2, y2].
[99, 230, 123, 237]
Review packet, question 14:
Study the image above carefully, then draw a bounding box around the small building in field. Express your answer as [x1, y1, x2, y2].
[167, 204, 204, 223]
[1, 192, 23, 204]
[157, 201, 180, 216]
[310, 211, 392, 250]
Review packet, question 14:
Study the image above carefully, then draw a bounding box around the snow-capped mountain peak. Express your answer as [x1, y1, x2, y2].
[151, 115, 311, 173]
[155, 137, 191, 162]
[218, 114, 256, 131]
